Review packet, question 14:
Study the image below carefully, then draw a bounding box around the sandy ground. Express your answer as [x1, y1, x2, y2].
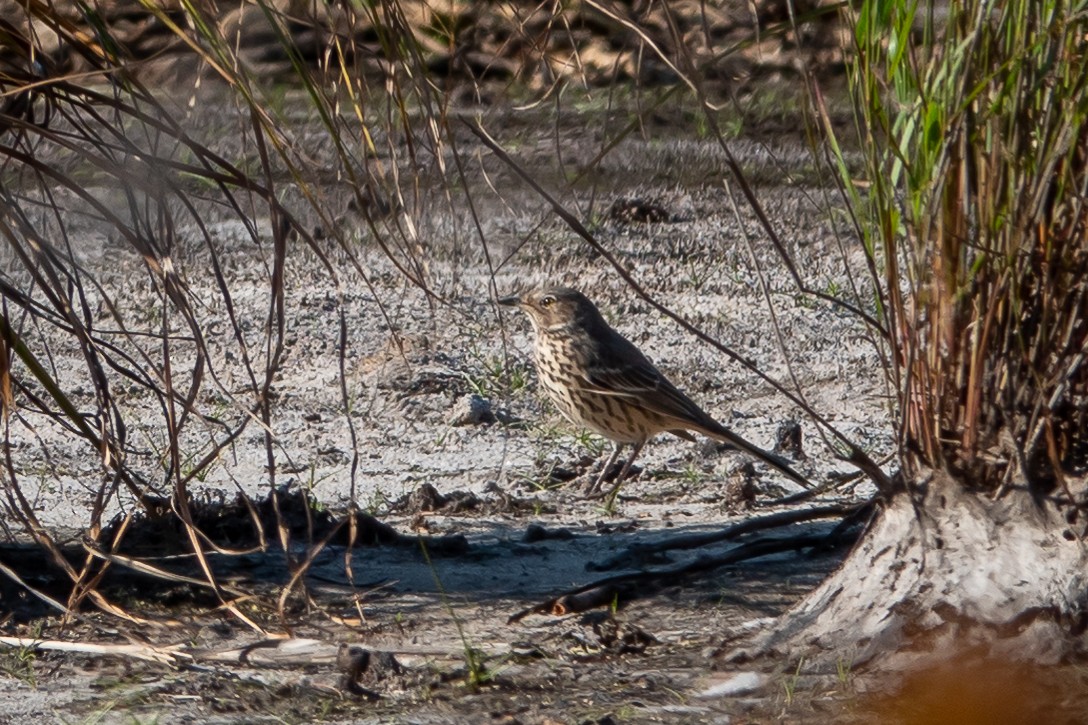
[0, 85, 898, 722]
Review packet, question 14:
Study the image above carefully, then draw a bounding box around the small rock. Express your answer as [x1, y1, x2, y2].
[593, 617, 658, 654]
[449, 394, 495, 426]
[524, 523, 575, 543]
[407, 483, 445, 512]
[723, 469, 758, 509]
[523, 523, 547, 542]
[695, 671, 768, 698]
[608, 197, 671, 224]
[403, 483, 480, 514]
[774, 419, 805, 459]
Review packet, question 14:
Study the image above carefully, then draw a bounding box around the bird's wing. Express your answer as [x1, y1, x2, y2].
[579, 340, 715, 427]
[586, 366, 709, 421]
[577, 328, 812, 488]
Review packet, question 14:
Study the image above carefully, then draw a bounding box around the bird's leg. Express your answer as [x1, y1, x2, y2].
[585, 442, 624, 494]
[588, 441, 645, 499]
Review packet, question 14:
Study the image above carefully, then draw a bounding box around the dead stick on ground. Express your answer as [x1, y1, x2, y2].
[588, 502, 865, 572]
[0, 636, 189, 665]
[508, 529, 856, 623]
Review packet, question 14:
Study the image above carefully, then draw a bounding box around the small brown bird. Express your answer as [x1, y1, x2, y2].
[499, 287, 810, 496]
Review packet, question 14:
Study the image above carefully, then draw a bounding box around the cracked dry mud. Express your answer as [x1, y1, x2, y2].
[0, 86, 907, 723]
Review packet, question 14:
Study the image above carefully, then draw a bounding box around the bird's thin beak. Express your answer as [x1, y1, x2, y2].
[497, 294, 521, 307]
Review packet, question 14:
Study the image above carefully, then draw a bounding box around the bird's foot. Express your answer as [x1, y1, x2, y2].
[583, 461, 641, 498]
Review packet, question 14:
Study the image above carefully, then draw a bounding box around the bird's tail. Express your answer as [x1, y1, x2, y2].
[703, 424, 811, 489]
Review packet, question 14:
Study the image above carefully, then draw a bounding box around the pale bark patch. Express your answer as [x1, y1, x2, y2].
[729, 469, 1088, 670]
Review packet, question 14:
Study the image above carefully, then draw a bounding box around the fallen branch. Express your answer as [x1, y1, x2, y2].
[0, 636, 189, 665]
[509, 527, 859, 623]
[587, 502, 865, 572]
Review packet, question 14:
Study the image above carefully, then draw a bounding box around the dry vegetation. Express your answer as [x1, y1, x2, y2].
[0, 0, 1087, 722]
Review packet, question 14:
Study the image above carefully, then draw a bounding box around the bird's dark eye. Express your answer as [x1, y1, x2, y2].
[540, 295, 556, 307]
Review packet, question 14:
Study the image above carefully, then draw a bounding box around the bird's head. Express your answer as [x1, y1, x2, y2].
[498, 287, 601, 334]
